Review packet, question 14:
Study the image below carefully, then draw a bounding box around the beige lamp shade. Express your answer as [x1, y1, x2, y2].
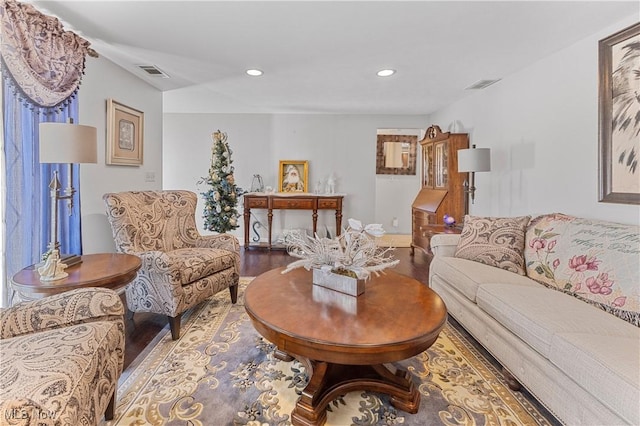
[457, 147, 491, 172]
[39, 122, 98, 164]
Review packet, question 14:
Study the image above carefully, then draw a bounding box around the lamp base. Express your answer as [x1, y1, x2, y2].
[37, 249, 69, 281]
[60, 254, 82, 268]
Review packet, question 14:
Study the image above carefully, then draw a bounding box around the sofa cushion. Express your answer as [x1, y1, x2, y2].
[524, 213, 640, 326]
[476, 284, 637, 358]
[455, 215, 531, 275]
[549, 332, 640, 425]
[168, 247, 236, 285]
[430, 256, 539, 302]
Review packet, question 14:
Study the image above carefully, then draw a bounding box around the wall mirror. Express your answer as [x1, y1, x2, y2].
[376, 133, 417, 175]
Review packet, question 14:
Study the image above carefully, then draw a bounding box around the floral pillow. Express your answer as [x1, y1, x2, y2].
[524, 213, 640, 326]
[454, 215, 531, 275]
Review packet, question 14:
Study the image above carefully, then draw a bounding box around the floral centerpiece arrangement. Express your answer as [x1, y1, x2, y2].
[282, 218, 399, 280]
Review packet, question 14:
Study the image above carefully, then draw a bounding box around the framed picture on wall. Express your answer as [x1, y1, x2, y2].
[106, 98, 144, 166]
[376, 134, 418, 175]
[279, 160, 308, 193]
[598, 22, 640, 204]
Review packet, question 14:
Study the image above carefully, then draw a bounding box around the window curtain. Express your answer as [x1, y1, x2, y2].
[0, 0, 93, 108]
[0, 0, 94, 307]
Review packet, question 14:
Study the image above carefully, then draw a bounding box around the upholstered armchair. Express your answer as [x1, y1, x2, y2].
[0, 287, 125, 424]
[103, 190, 240, 340]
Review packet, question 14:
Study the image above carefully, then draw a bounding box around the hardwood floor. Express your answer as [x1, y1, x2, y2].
[121, 247, 431, 369]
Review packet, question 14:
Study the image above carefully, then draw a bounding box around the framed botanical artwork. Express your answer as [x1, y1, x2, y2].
[598, 22, 640, 204]
[106, 98, 144, 166]
[279, 160, 308, 193]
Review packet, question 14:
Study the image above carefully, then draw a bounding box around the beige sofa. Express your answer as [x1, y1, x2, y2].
[429, 213, 639, 425]
[0, 288, 125, 425]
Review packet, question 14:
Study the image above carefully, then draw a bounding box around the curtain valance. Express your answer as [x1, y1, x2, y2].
[0, 0, 95, 109]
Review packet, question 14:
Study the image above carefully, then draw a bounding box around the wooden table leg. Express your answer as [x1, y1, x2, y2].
[335, 208, 342, 236]
[312, 209, 318, 235]
[291, 360, 419, 426]
[268, 208, 273, 250]
[274, 348, 295, 362]
[243, 206, 251, 248]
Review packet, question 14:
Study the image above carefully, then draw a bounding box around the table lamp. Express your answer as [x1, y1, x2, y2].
[38, 121, 97, 281]
[457, 144, 491, 215]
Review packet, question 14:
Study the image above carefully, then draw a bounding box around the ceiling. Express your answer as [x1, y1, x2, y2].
[30, 1, 639, 115]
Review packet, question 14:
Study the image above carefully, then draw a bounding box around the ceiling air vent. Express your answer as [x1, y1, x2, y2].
[465, 79, 500, 90]
[138, 65, 170, 78]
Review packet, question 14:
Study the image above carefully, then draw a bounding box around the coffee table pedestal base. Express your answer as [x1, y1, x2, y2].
[291, 358, 420, 426]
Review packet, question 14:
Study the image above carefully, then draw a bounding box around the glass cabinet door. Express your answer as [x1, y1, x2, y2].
[434, 141, 449, 188]
[422, 143, 434, 188]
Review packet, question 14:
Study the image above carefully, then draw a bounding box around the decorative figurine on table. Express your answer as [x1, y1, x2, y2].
[326, 173, 336, 194]
[38, 249, 68, 281]
[443, 214, 456, 228]
[250, 174, 264, 193]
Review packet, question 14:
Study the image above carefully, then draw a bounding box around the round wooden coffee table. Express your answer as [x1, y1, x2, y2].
[11, 253, 141, 303]
[244, 267, 447, 426]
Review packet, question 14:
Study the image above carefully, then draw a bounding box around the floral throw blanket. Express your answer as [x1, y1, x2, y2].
[524, 213, 640, 326]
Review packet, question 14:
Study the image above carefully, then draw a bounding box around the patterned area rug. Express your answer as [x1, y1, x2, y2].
[105, 278, 557, 426]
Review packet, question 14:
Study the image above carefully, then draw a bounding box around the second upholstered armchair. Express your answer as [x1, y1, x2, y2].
[0, 288, 124, 424]
[103, 190, 240, 340]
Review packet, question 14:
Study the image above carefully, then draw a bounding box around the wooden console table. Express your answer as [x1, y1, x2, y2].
[243, 193, 344, 249]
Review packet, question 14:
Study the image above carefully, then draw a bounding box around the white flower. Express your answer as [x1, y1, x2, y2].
[348, 218, 363, 230]
[281, 218, 397, 280]
[347, 218, 384, 237]
[364, 223, 385, 238]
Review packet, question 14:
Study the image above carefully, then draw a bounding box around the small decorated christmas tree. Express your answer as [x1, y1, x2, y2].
[200, 130, 244, 233]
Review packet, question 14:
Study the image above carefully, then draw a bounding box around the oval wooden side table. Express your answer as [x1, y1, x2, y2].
[11, 253, 141, 304]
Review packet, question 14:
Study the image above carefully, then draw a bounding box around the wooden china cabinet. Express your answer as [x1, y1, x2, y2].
[411, 125, 468, 255]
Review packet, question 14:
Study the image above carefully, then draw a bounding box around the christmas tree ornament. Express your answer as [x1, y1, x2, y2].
[199, 130, 244, 233]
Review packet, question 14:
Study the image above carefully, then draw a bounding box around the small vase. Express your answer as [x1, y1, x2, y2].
[312, 268, 364, 297]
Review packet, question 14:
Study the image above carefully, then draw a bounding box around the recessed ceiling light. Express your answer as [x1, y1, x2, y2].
[377, 69, 396, 77]
[246, 69, 263, 77]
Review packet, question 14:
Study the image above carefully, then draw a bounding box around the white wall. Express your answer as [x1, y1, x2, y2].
[78, 14, 640, 257]
[374, 174, 420, 234]
[429, 17, 640, 226]
[374, 128, 424, 234]
[79, 57, 163, 253]
[163, 113, 427, 242]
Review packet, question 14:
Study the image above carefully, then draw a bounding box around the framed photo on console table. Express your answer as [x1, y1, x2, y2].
[279, 160, 308, 193]
[106, 98, 144, 166]
[598, 22, 640, 204]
